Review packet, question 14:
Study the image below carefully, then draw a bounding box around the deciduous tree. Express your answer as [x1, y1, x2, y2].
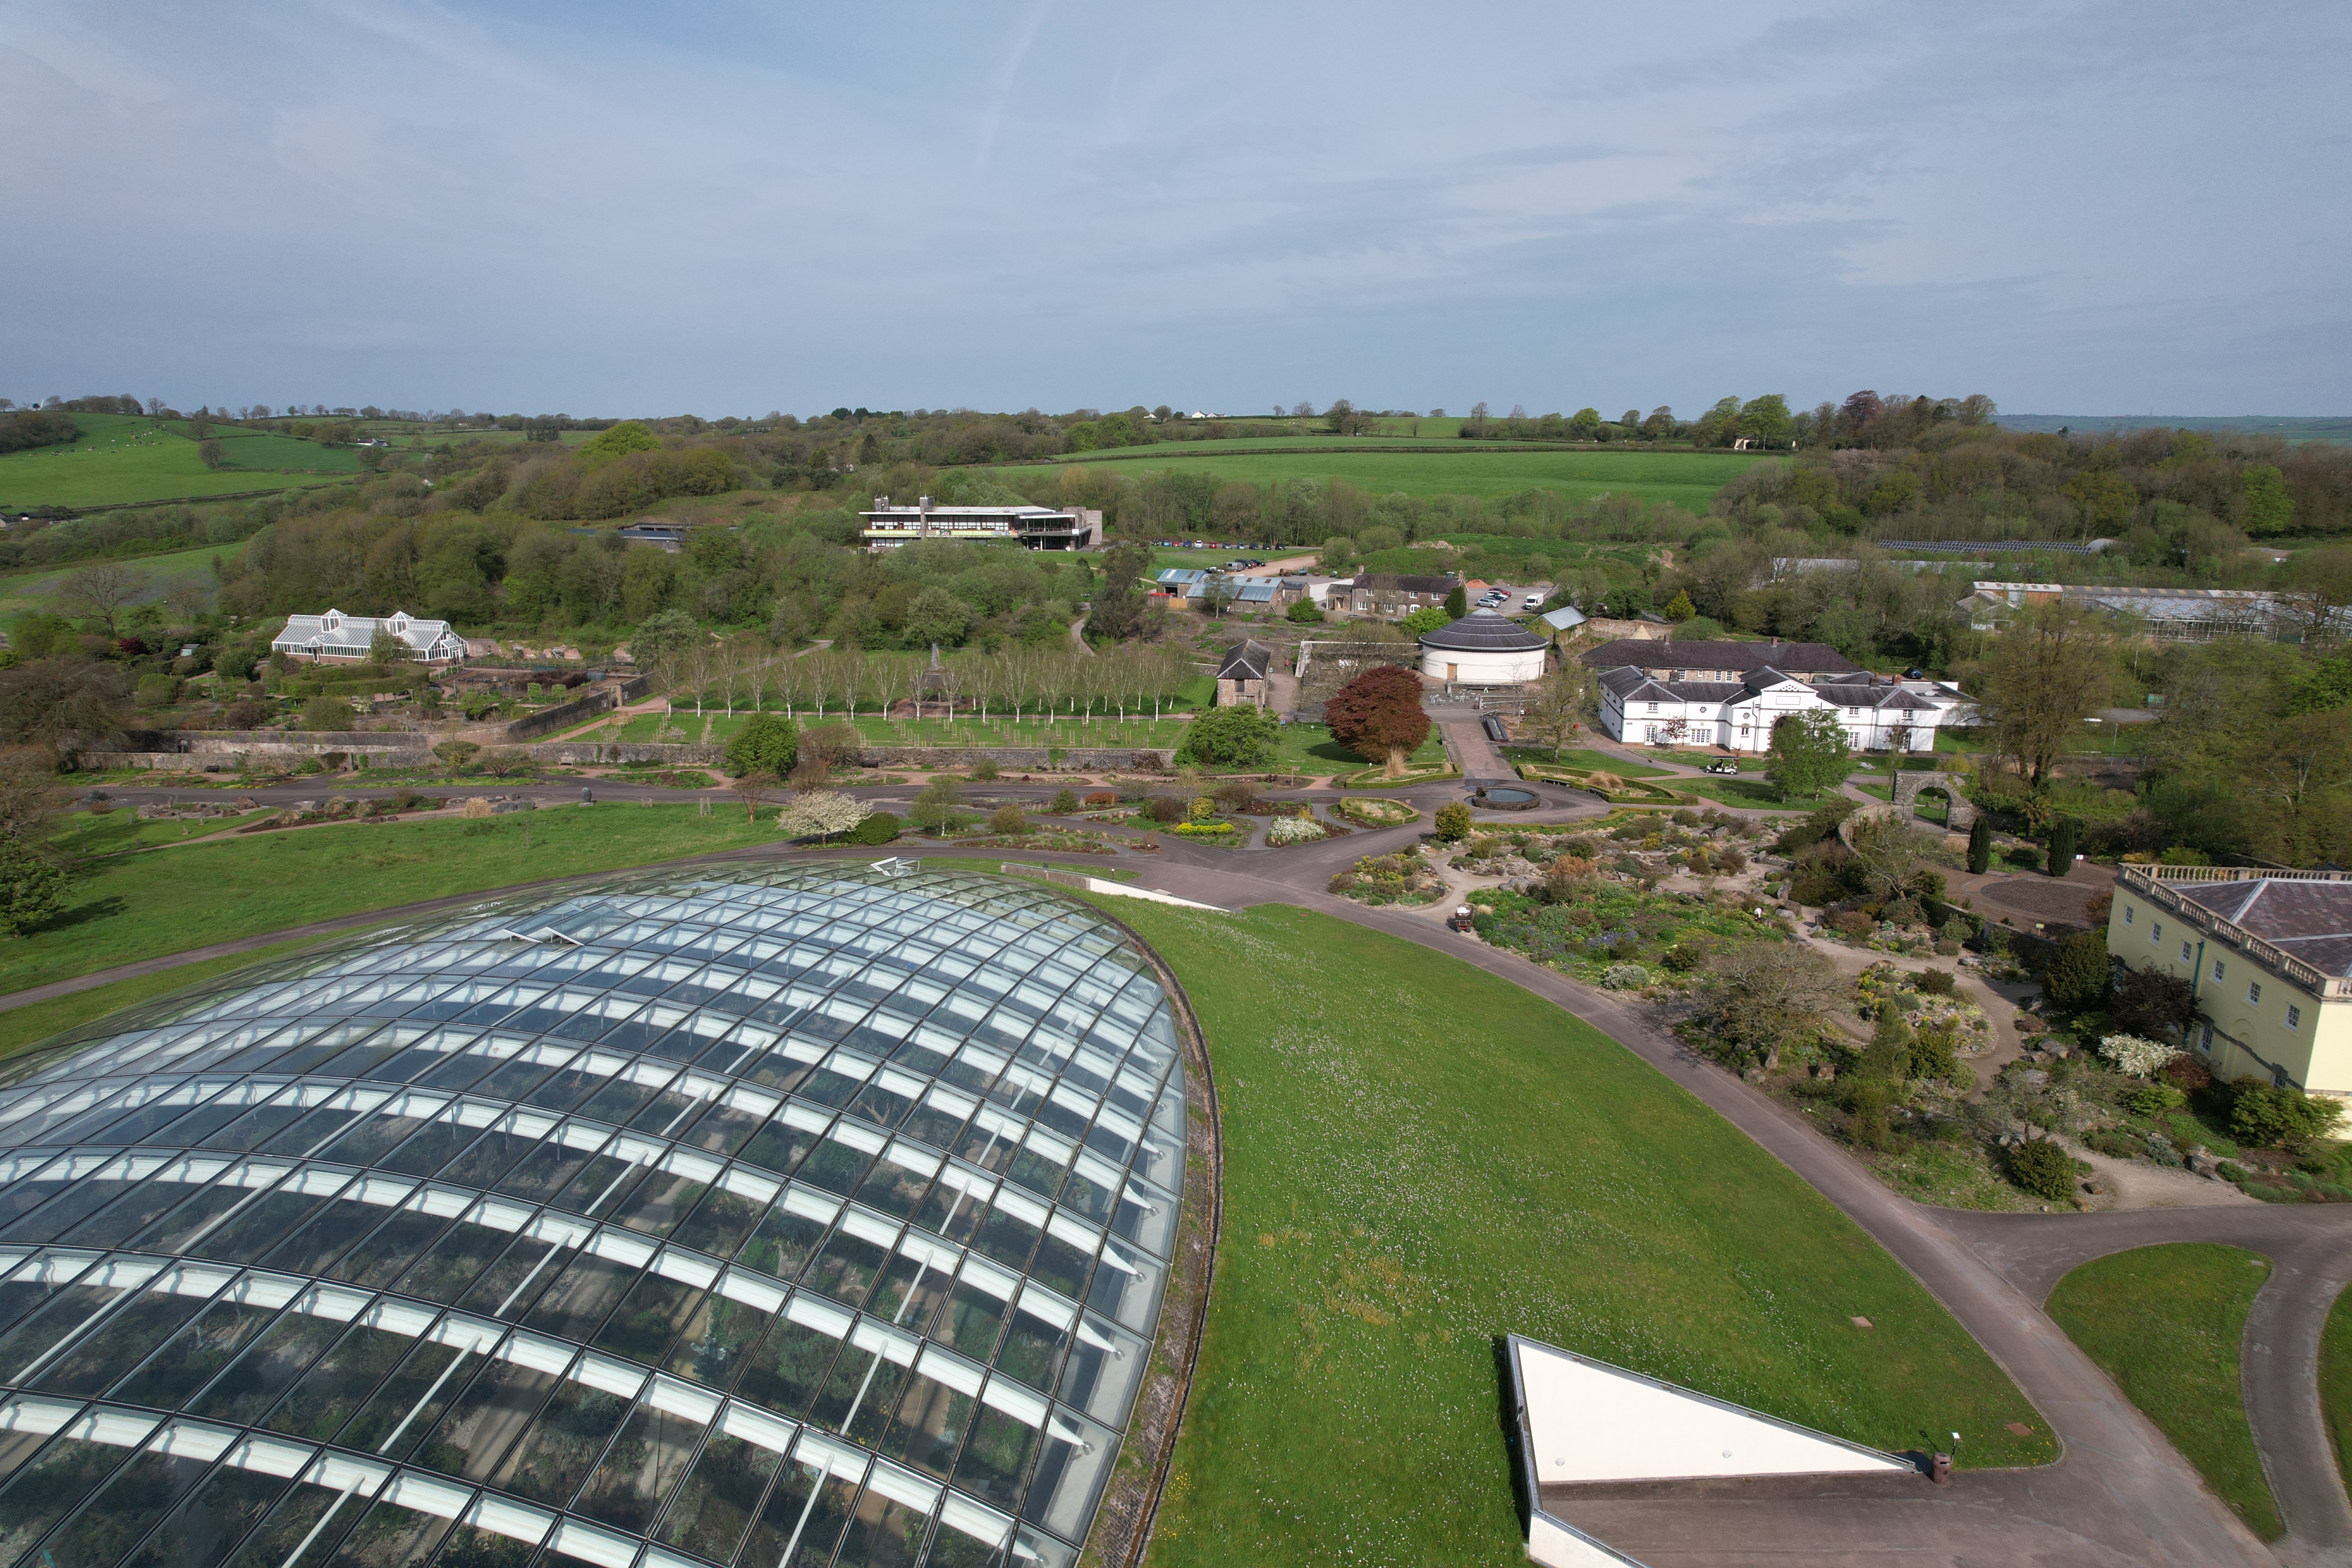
[1324, 665, 1431, 778]
[1764, 709, 1849, 800]
[1970, 603, 2116, 787]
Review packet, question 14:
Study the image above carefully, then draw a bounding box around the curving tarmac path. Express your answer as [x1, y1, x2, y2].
[19, 771, 2352, 1565]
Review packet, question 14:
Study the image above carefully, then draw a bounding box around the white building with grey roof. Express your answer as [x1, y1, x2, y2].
[1597, 664, 1949, 753]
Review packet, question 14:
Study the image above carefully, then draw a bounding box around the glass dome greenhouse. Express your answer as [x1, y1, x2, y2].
[0, 864, 1191, 1568]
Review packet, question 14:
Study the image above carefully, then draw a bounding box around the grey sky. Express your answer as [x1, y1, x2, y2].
[4, 1, 2346, 416]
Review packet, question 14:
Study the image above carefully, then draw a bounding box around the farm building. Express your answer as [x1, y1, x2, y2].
[271, 608, 466, 663]
[1344, 573, 1459, 618]
[1215, 639, 1274, 705]
[1418, 609, 1551, 687]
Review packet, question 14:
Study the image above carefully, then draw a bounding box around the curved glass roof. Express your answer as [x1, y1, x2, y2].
[0, 864, 1188, 1568]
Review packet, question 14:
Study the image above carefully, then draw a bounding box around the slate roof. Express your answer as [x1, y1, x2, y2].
[1815, 680, 1948, 710]
[1356, 572, 1461, 595]
[1217, 639, 1274, 681]
[1578, 638, 1862, 676]
[1418, 608, 1550, 652]
[2176, 880, 2352, 978]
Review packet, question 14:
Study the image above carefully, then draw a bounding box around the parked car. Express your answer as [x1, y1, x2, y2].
[1703, 758, 1741, 775]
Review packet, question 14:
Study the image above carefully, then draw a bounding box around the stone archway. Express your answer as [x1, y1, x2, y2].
[1893, 769, 1976, 830]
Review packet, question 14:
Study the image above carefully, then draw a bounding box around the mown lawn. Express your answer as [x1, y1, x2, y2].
[2046, 1243, 2282, 1540]
[1500, 747, 1669, 778]
[1102, 901, 2052, 1568]
[2321, 1286, 2352, 1503]
[0, 805, 772, 999]
[48, 807, 278, 853]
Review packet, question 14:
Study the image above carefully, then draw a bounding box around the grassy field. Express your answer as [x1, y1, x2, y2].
[2046, 1244, 2281, 1540]
[1064, 447, 1767, 511]
[1674, 777, 1809, 811]
[2324, 1286, 2352, 1503]
[1105, 901, 2050, 1568]
[0, 805, 773, 1001]
[0, 413, 358, 508]
[49, 807, 278, 853]
[0, 539, 245, 616]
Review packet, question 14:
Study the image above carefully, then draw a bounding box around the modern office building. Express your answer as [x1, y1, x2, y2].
[859, 499, 1097, 552]
[0, 865, 1189, 1568]
[2108, 865, 2352, 1096]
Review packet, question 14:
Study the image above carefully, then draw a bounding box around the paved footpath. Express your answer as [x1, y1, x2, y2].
[13, 778, 2347, 1565]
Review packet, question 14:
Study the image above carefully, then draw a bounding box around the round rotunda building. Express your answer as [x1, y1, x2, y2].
[1417, 609, 1551, 686]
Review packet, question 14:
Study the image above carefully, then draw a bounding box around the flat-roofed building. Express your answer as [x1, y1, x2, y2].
[2109, 865, 2352, 1097]
[860, 494, 1097, 551]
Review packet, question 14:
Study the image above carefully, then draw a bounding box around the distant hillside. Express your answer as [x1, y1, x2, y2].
[1998, 414, 2352, 445]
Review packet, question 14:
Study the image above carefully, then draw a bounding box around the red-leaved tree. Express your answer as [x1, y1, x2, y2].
[1325, 665, 1432, 778]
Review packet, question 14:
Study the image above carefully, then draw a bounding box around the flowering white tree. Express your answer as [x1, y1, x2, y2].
[775, 791, 870, 842]
[1267, 813, 1323, 845]
[2099, 1032, 2182, 1077]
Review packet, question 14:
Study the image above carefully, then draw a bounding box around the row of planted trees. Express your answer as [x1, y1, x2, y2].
[659, 639, 1204, 727]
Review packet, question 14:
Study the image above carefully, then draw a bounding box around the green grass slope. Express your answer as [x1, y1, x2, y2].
[0, 539, 245, 616]
[2322, 1285, 2352, 1504]
[0, 805, 772, 1000]
[1101, 901, 2051, 1568]
[0, 413, 356, 508]
[1065, 447, 1767, 511]
[2047, 1243, 2282, 1540]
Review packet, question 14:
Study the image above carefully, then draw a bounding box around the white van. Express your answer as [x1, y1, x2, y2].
[1522, 593, 1543, 609]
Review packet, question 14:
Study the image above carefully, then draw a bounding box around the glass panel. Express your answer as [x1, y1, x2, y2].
[335, 1338, 484, 1458]
[327, 1211, 453, 1291]
[666, 1188, 763, 1262]
[951, 1407, 1041, 1513]
[662, 1293, 772, 1396]
[735, 1121, 819, 1181]
[833, 1477, 929, 1568]
[267, 1322, 418, 1441]
[656, 1430, 778, 1565]
[518, 1257, 636, 1344]
[801, 1232, 888, 1308]
[603, 1169, 708, 1239]
[486, 1376, 628, 1510]
[386, 1223, 511, 1307]
[218, 1478, 368, 1568]
[456, 1236, 576, 1321]
[490, 1140, 603, 1205]
[574, 1399, 703, 1533]
[876, 1373, 974, 1480]
[421, 1523, 533, 1568]
[592, 1273, 704, 1366]
[793, 1140, 872, 1198]
[413, 1359, 559, 1482]
[111, 1295, 284, 1410]
[187, 1307, 351, 1426]
[317, 1497, 453, 1568]
[0, 1436, 132, 1568]
[119, 1462, 291, 1568]
[733, 1321, 839, 1421]
[734, 1206, 826, 1285]
[849, 1161, 932, 1221]
[739, 1455, 854, 1568]
[928, 1283, 1007, 1365]
[39, 1441, 214, 1568]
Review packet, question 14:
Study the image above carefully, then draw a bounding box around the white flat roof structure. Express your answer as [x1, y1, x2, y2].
[1507, 1335, 1913, 1568]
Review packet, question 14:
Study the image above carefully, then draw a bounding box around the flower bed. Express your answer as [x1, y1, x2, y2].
[1334, 763, 1460, 789]
[1333, 796, 1420, 828]
[1854, 962, 1992, 1052]
[1516, 761, 1687, 805]
[1327, 849, 1444, 905]
[1468, 882, 1785, 987]
[1266, 813, 1348, 846]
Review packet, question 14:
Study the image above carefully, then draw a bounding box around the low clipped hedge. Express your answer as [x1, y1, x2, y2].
[1515, 762, 1687, 805]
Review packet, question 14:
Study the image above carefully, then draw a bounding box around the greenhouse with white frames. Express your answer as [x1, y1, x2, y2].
[0, 864, 1195, 1568]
